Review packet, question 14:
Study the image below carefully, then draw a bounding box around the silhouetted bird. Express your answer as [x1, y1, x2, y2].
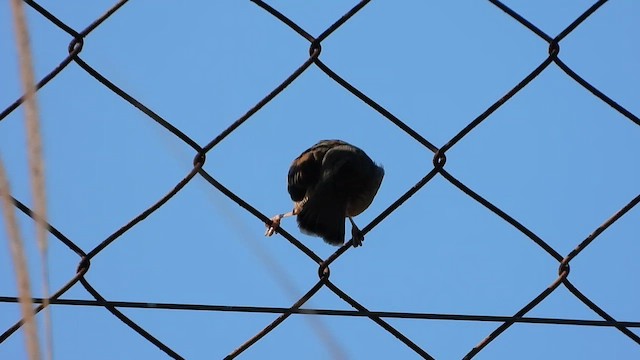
[265, 139, 384, 247]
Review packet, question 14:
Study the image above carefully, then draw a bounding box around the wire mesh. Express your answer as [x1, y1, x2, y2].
[1, 0, 638, 359]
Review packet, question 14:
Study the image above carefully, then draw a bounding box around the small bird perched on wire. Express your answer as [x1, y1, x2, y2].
[265, 139, 384, 247]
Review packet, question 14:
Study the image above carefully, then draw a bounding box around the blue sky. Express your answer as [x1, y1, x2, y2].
[1, 1, 639, 359]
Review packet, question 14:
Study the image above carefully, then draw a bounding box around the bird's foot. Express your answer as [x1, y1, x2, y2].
[351, 226, 364, 247]
[265, 215, 283, 237]
[265, 210, 296, 237]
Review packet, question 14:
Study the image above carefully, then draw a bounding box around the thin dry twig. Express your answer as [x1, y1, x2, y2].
[9, 0, 49, 359]
[0, 159, 40, 360]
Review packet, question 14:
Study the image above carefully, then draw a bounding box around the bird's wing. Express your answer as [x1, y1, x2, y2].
[286, 140, 350, 202]
[287, 146, 324, 202]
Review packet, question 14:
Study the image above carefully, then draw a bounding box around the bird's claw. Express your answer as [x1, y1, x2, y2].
[265, 215, 282, 237]
[351, 227, 364, 247]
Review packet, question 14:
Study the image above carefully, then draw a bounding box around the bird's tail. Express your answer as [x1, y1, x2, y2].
[297, 185, 346, 246]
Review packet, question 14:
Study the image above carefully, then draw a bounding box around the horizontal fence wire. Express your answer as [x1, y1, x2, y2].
[2, 296, 640, 329]
[1, 0, 638, 359]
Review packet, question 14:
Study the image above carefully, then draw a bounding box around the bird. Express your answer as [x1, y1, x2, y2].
[265, 139, 384, 247]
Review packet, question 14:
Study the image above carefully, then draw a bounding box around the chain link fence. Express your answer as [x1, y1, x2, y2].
[1, 0, 638, 359]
